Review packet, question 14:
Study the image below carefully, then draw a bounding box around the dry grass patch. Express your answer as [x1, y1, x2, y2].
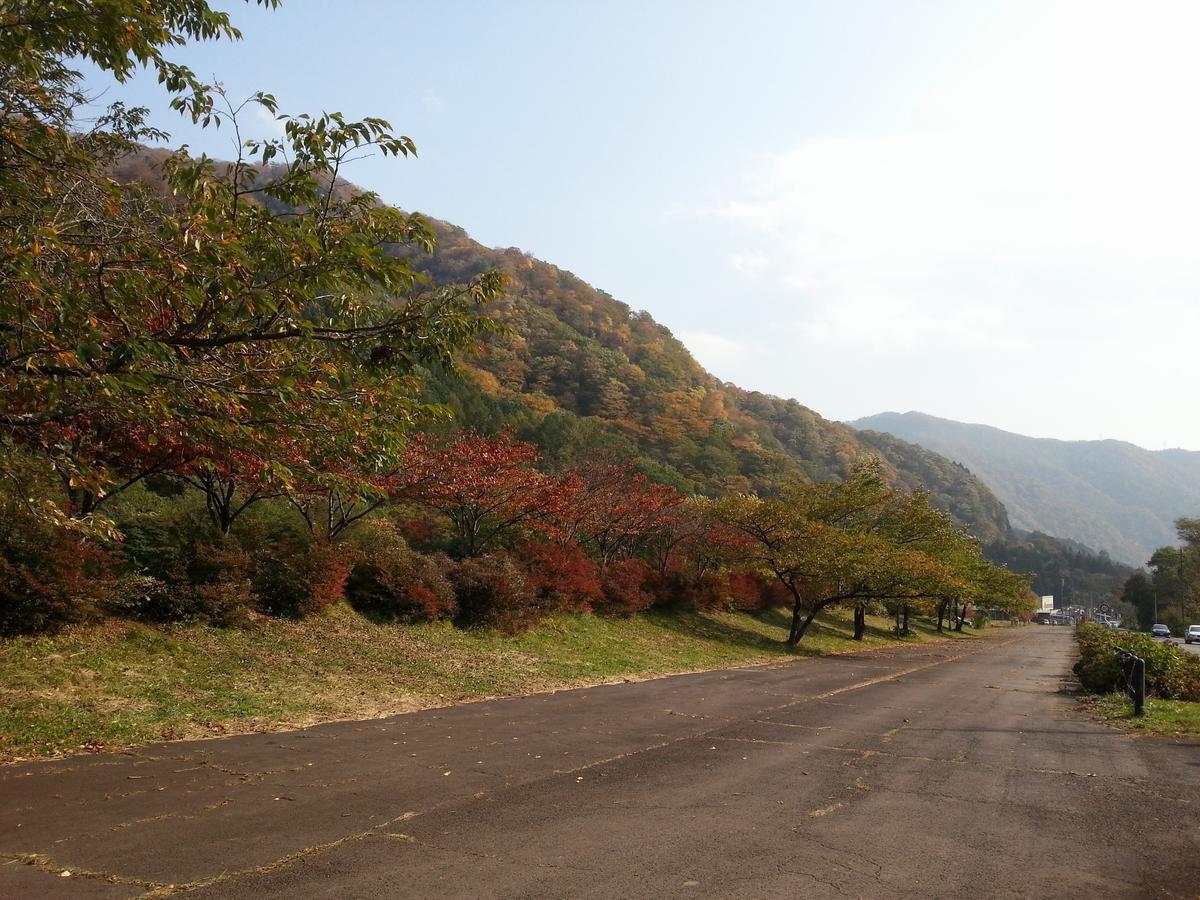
[0, 603, 984, 761]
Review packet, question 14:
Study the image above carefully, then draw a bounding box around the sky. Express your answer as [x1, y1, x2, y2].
[84, 0, 1200, 451]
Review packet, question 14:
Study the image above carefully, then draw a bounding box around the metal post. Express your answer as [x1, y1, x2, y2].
[1132, 655, 1145, 717]
[1118, 648, 1146, 717]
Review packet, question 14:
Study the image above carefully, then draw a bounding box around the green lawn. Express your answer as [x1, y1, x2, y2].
[1088, 693, 1200, 736]
[0, 603, 984, 762]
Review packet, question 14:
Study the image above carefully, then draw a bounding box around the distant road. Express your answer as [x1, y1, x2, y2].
[1175, 638, 1200, 655]
[3, 629, 1199, 898]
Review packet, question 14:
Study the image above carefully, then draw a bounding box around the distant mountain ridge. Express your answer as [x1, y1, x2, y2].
[850, 411, 1200, 565]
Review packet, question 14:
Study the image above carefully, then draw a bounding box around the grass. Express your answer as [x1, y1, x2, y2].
[0, 604, 985, 762]
[1088, 692, 1200, 736]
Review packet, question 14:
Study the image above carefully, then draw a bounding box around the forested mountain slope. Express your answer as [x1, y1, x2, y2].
[852, 411, 1200, 565]
[109, 151, 1010, 539]
[119, 149, 1140, 577]
[402, 222, 1131, 601]
[403, 218, 1010, 542]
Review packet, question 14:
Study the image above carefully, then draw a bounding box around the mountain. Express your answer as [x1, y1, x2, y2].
[115, 151, 1128, 593]
[110, 151, 1012, 538]
[402, 219, 1011, 542]
[850, 411, 1200, 565]
[407, 229, 1136, 603]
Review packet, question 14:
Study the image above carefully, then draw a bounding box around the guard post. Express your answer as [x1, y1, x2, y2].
[1116, 648, 1146, 716]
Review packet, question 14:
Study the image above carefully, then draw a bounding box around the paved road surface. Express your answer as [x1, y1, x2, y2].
[3, 629, 1198, 898]
[1174, 638, 1200, 656]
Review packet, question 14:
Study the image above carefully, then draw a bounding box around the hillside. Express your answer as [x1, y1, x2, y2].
[106, 149, 1013, 541]
[404, 219, 1012, 542]
[851, 411, 1200, 565]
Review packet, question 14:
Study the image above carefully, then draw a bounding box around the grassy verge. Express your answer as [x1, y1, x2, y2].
[1087, 693, 1200, 736]
[0, 604, 985, 762]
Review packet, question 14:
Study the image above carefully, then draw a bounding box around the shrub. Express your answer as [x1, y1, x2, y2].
[104, 573, 181, 622]
[724, 571, 768, 611]
[115, 484, 209, 583]
[1162, 657, 1200, 702]
[643, 566, 724, 611]
[114, 492, 256, 625]
[723, 571, 791, 612]
[346, 522, 456, 622]
[177, 536, 257, 626]
[451, 553, 540, 633]
[253, 536, 352, 618]
[1074, 623, 1200, 701]
[597, 558, 654, 616]
[0, 525, 117, 635]
[512, 540, 602, 613]
[388, 510, 445, 553]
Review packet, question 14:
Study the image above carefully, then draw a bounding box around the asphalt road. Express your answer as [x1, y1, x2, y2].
[3, 628, 1198, 899]
[1174, 638, 1200, 656]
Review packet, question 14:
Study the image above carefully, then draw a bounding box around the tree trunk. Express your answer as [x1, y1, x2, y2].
[955, 602, 969, 632]
[786, 594, 820, 646]
[787, 597, 805, 645]
[894, 606, 902, 636]
[901, 603, 910, 636]
[853, 604, 866, 641]
[936, 598, 949, 633]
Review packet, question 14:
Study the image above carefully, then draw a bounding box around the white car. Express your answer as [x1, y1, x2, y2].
[1186, 625, 1200, 645]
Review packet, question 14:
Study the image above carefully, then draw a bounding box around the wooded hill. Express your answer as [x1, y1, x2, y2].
[108, 148, 1006, 543]
[400, 216, 1011, 543]
[405, 219, 1135, 605]
[109, 151, 1124, 603]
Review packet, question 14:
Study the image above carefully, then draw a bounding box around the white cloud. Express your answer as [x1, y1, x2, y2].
[705, 4, 1200, 362]
[681, 2, 1200, 447]
[729, 250, 769, 277]
[793, 285, 1027, 355]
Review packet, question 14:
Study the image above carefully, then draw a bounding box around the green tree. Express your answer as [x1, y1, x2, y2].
[1143, 517, 1200, 631]
[714, 462, 1026, 645]
[0, 0, 501, 530]
[1120, 571, 1156, 632]
[716, 465, 934, 644]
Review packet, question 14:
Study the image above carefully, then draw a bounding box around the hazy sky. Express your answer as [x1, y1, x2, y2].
[86, 0, 1200, 450]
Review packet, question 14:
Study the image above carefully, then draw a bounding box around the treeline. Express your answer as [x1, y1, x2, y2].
[1120, 518, 1200, 632]
[984, 532, 1132, 608]
[0, 1, 1033, 642]
[0, 428, 1033, 641]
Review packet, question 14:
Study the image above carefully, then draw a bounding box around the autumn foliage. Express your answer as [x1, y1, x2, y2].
[512, 540, 603, 613]
[0, 1, 1032, 642]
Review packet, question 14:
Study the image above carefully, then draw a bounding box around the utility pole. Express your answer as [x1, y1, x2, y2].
[1180, 545, 1186, 626]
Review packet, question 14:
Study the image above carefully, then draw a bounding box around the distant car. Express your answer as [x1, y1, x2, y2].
[1151, 624, 1171, 638]
[1186, 625, 1200, 644]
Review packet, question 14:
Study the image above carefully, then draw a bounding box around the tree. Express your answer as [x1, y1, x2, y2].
[556, 463, 682, 568]
[714, 465, 916, 644]
[713, 462, 1023, 645]
[394, 431, 573, 557]
[1143, 517, 1200, 632]
[1121, 571, 1156, 632]
[1, 0, 502, 531]
[643, 497, 736, 579]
